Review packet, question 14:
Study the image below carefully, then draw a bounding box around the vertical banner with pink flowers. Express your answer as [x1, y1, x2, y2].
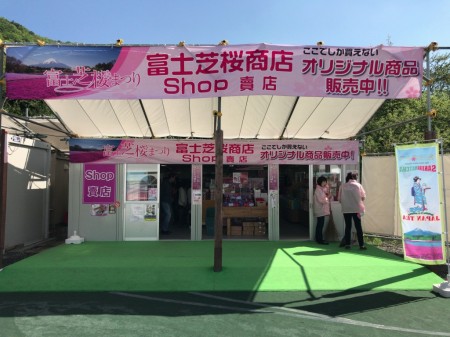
[395, 143, 446, 265]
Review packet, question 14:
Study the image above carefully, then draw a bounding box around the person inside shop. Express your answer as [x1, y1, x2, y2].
[160, 172, 176, 235]
[186, 184, 192, 227]
[338, 171, 367, 250]
[177, 181, 188, 227]
[313, 176, 330, 245]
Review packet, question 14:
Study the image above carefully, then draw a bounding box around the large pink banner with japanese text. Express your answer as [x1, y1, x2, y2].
[6, 44, 423, 100]
[70, 138, 359, 165]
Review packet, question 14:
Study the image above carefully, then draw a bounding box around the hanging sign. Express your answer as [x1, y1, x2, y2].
[6, 44, 423, 100]
[70, 138, 359, 165]
[83, 163, 116, 204]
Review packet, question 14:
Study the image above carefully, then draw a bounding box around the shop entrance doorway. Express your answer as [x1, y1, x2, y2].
[159, 164, 192, 240]
[279, 165, 310, 240]
[202, 164, 269, 240]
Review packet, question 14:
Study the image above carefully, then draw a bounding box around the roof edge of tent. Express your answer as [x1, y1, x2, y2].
[42, 95, 387, 141]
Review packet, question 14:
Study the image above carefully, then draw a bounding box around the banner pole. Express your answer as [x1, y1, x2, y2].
[432, 139, 450, 297]
[439, 140, 450, 278]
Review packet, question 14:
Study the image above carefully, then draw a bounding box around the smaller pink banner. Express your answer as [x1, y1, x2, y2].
[70, 139, 359, 165]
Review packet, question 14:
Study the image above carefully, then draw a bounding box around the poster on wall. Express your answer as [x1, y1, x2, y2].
[144, 204, 157, 221]
[128, 204, 146, 222]
[83, 163, 116, 204]
[192, 191, 202, 205]
[90, 204, 108, 216]
[148, 188, 158, 201]
[395, 143, 446, 265]
[233, 172, 248, 184]
[126, 171, 158, 201]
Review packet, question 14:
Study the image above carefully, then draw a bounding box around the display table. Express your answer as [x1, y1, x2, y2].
[223, 206, 268, 236]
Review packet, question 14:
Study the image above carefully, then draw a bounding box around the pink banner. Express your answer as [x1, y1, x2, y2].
[6, 44, 423, 100]
[192, 164, 202, 190]
[83, 163, 116, 204]
[269, 164, 279, 190]
[70, 138, 359, 165]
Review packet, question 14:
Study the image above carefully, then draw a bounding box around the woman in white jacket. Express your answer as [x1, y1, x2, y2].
[313, 176, 330, 245]
[338, 172, 367, 250]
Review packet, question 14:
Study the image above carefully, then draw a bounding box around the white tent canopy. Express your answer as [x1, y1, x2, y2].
[2, 95, 384, 153]
[44, 96, 384, 140]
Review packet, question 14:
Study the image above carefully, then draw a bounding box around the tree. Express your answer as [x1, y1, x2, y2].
[1, 17, 58, 117]
[428, 52, 450, 93]
[0, 17, 61, 43]
[361, 50, 450, 154]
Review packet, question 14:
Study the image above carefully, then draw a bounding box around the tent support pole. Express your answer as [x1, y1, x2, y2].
[214, 97, 223, 272]
[0, 130, 5, 270]
[424, 48, 435, 140]
[432, 139, 450, 297]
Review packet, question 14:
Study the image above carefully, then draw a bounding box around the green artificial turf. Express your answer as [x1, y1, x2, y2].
[0, 241, 443, 292]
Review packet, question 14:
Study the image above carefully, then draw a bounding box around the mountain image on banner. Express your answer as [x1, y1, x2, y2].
[404, 228, 441, 240]
[30, 58, 71, 69]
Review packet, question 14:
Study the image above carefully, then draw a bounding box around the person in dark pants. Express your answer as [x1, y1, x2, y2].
[338, 172, 367, 250]
[313, 176, 330, 245]
[160, 173, 176, 234]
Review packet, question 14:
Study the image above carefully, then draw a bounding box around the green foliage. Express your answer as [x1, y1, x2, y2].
[0, 17, 59, 43]
[4, 100, 53, 117]
[0, 17, 57, 116]
[362, 98, 428, 153]
[428, 52, 450, 92]
[361, 50, 450, 154]
[365, 236, 383, 246]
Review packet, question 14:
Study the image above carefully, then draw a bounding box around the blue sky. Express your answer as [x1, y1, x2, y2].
[2, 0, 449, 47]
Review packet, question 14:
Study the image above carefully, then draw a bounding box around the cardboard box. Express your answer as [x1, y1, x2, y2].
[242, 222, 255, 235]
[254, 222, 266, 235]
[230, 226, 242, 236]
[242, 227, 254, 235]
